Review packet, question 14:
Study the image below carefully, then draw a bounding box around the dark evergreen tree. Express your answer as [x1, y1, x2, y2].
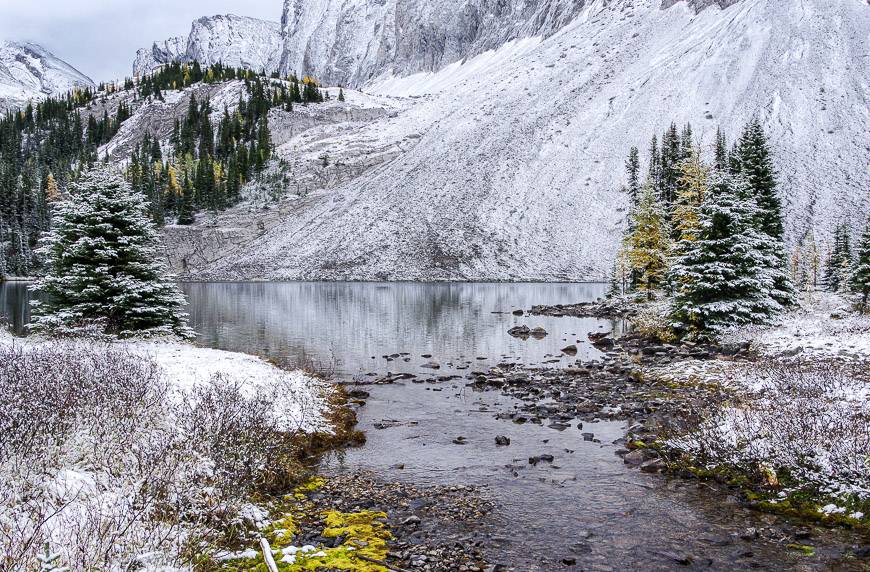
[714, 127, 728, 171]
[824, 222, 853, 292]
[671, 172, 782, 335]
[625, 146, 640, 206]
[851, 219, 870, 312]
[733, 118, 783, 240]
[31, 166, 191, 337]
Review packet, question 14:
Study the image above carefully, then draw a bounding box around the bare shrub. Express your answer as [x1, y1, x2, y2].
[666, 359, 870, 501]
[0, 341, 325, 570]
[0, 341, 188, 571]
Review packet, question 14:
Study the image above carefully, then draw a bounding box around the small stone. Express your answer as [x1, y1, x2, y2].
[495, 435, 511, 446]
[529, 454, 555, 466]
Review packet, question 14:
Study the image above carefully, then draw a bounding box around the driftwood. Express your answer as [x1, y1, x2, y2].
[260, 538, 280, 572]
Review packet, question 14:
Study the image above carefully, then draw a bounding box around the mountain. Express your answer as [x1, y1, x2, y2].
[163, 0, 867, 282]
[133, 15, 282, 78]
[0, 42, 94, 111]
[278, 0, 745, 88]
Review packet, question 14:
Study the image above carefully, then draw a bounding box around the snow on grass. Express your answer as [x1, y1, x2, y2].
[660, 297, 870, 514]
[0, 331, 334, 571]
[723, 292, 870, 363]
[131, 339, 332, 434]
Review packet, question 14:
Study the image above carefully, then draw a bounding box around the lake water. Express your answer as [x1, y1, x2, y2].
[0, 281, 811, 570]
[1, 281, 611, 375]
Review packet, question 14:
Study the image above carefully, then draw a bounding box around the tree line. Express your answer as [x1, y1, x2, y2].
[616, 119, 870, 335]
[0, 61, 334, 279]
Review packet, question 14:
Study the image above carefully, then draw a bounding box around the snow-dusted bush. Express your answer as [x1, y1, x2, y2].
[0, 341, 185, 571]
[0, 340, 321, 571]
[668, 359, 870, 508]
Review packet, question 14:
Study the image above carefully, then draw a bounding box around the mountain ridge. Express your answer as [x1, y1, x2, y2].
[133, 14, 282, 78]
[0, 41, 94, 111]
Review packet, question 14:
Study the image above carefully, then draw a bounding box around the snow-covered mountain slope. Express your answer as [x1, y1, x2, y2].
[0, 42, 94, 112]
[179, 0, 868, 282]
[133, 15, 282, 78]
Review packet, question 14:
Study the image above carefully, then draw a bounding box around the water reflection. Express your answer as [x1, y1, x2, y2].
[1, 281, 610, 376]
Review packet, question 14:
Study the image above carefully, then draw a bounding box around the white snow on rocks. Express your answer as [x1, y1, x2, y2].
[133, 15, 282, 78]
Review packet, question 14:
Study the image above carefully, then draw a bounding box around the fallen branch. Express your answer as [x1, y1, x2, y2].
[260, 538, 279, 572]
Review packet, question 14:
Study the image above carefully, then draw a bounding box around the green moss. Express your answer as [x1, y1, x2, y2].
[216, 479, 393, 572]
[786, 543, 816, 557]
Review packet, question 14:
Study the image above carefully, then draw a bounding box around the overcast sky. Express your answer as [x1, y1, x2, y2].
[0, 0, 282, 83]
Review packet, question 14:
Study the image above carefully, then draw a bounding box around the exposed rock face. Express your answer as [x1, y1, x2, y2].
[0, 42, 94, 111]
[277, 0, 751, 87]
[279, 0, 592, 87]
[133, 37, 187, 78]
[133, 14, 281, 77]
[661, 0, 742, 10]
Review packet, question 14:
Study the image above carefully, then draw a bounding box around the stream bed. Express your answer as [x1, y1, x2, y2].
[1, 281, 855, 570]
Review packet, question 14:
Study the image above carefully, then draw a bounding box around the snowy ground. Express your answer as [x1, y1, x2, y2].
[0, 331, 333, 571]
[648, 294, 870, 516]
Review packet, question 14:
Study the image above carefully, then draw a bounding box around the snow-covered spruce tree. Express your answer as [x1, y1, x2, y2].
[624, 183, 671, 300]
[732, 118, 795, 307]
[37, 542, 69, 572]
[670, 172, 782, 336]
[31, 165, 193, 338]
[851, 219, 870, 312]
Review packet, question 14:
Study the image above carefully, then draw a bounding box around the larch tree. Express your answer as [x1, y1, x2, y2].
[625, 183, 671, 299]
[31, 165, 192, 338]
[851, 219, 870, 312]
[672, 145, 709, 243]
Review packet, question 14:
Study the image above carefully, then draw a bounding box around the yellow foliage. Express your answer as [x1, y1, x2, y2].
[673, 146, 708, 243]
[45, 173, 61, 202]
[625, 184, 671, 297]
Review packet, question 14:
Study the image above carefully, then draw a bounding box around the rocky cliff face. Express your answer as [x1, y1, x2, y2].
[133, 15, 281, 77]
[279, 0, 591, 86]
[0, 42, 94, 111]
[277, 0, 752, 88]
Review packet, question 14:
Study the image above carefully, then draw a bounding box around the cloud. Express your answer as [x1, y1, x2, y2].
[0, 0, 282, 82]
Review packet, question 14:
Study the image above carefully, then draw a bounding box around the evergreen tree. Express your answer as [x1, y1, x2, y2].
[850, 219, 870, 312]
[624, 183, 670, 299]
[714, 127, 728, 172]
[625, 146, 640, 206]
[31, 166, 191, 338]
[671, 172, 781, 335]
[177, 173, 195, 225]
[824, 223, 852, 292]
[733, 118, 783, 240]
[338, 88, 345, 102]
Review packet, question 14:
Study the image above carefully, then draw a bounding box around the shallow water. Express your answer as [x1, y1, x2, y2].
[0, 281, 834, 570]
